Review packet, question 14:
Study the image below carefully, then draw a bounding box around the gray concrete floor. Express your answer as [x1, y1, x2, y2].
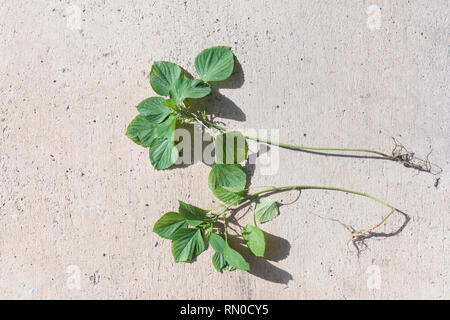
[0, 1, 449, 299]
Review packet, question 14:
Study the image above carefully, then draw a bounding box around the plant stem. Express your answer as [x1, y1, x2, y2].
[197, 116, 393, 159]
[247, 185, 394, 209]
[223, 214, 228, 242]
[197, 117, 227, 132]
[208, 185, 396, 242]
[245, 136, 392, 158]
[211, 205, 232, 223]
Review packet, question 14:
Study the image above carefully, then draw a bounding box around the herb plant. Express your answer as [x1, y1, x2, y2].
[125, 46, 434, 272]
[153, 163, 397, 271]
[126, 46, 433, 172]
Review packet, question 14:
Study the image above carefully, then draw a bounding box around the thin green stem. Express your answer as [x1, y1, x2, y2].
[197, 117, 227, 132]
[207, 185, 396, 243]
[245, 136, 392, 158]
[182, 112, 396, 160]
[246, 185, 394, 209]
[223, 214, 228, 242]
[211, 205, 232, 223]
[196, 114, 393, 159]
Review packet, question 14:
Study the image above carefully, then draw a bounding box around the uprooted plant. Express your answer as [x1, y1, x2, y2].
[126, 46, 438, 173]
[152, 163, 399, 271]
[125, 45, 437, 272]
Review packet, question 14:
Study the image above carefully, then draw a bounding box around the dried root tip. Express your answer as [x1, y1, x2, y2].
[316, 207, 397, 248]
[390, 138, 442, 174]
[327, 218, 376, 246]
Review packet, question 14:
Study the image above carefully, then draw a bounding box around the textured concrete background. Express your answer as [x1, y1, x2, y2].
[0, 0, 449, 299]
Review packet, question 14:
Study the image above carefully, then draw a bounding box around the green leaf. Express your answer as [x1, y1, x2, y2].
[169, 75, 211, 105]
[223, 264, 236, 271]
[126, 116, 146, 145]
[153, 212, 187, 239]
[212, 252, 227, 272]
[155, 115, 176, 139]
[241, 224, 265, 257]
[149, 137, 178, 170]
[137, 97, 172, 124]
[178, 201, 208, 227]
[208, 233, 234, 272]
[125, 115, 158, 147]
[150, 61, 182, 96]
[223, 245, 250, 271]
[212, 187, 245, 205]
[161, 98, 177, 110]
[208, 164, 247, 205]
[215, 131, 248, 164]
[171, 228, 205, 262]
[195, 46, 234, 82]
[208, 164, 247, 192]
[207, 232, 226, 253]
[255, 197, 279, 223]
[148, 115, 178, 170]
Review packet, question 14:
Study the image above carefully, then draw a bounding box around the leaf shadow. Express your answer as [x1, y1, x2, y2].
[189, 56, 246, 122]
[204, 89, 246, 122]
[244, 144, 272, 187]
[211, 56, 245, 89]
[227, 233, 293, 285]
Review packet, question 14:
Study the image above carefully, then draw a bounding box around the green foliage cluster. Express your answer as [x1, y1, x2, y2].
[153, 163, 278, 271]
[126, 46, 238, 170]
[126, 46, 267, 271]
[126, 46, 400, 272]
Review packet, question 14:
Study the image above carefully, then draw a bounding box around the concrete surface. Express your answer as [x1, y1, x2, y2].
[1, 0, 449, 299]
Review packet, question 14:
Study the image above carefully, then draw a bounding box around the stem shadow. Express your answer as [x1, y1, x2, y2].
[350, 209, 411, 256]
[244, 144, 272, 187]
[251, 138, 442, 175]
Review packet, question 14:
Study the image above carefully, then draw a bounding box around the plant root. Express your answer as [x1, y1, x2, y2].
[390, 138, 442, 174]
[316, 207, 396, 249]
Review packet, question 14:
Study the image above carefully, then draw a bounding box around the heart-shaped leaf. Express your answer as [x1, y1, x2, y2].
[208, 164, 246, 192]
[154, 115, 176, 139]
[208, 233, 235, 272]
[207, 232, 226, 253]
[223, 245, 249, 271]
[148, 115, 178, 170]
[195, 46, 234, 82]
[149, 137, 178, 170]
[212, 252, 227, 272]
[212, 187, 245, 205]
[169, 75, 211, 105]
[241, 224, 265, 257]
[153, 212, 187, 239]
[150, 61, 182, 96]
[255, 197, 279, 223]
[171, 228, 205, 262]
[208, 164, 247, 205]
[137, 97, 172, 124]
[126, 115, 158, 147]
[178, 201, 208, 227]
